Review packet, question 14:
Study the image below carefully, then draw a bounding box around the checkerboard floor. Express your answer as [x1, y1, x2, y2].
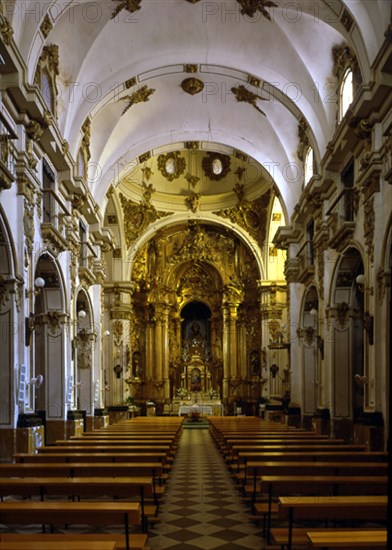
[149, 428, 264, 549]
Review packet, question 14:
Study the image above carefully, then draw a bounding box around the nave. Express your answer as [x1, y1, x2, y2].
[0, 416, 388, 549]
[149, 428, 263, 550]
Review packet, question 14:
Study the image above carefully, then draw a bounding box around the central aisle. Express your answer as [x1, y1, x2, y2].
[149, 428, 263, 549]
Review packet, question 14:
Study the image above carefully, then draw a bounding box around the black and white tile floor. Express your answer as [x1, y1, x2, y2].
[149, 428, 264, 549]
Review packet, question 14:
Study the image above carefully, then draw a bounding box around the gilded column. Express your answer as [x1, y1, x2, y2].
[161, 305, 170, 401]
[222, 305, 230, 399]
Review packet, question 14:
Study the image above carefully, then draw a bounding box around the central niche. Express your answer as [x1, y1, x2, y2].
[181, 301, 212, 393]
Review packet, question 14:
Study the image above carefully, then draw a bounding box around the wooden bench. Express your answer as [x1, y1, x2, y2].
[14, 452, 168, 465]
[306, 528, 387, 548]
[276, 496, 387, 550]
[0, 542, 118, 550]
[0, 532, 149, 550]
[0, 501, 141, 550]
[255, 475, 388, 542]
[243, 461, 388, 498]
[37, 445, 171, 454]
[0, 476, 155, 531]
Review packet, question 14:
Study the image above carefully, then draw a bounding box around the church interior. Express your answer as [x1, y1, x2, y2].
[0, 0, 391, 458]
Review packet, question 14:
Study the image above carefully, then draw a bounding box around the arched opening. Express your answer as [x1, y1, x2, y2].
[33, 253, 66, 443]
[301, 285, 319, 417]
[331, 247, 365, 439]
[0, 214, 16, 431]
[339, 68, 353, 122]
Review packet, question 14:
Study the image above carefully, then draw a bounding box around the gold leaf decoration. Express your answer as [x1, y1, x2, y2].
[111, 0, 143, 19]
[237, 0, 277, 19]
[231, 84, 267, 117]
[214, 190, 272, 247]
[0, 4, 14, 45]
[181, 77, 204, 95]
[157, 151, 186, 181]
[184, 173, 200, 188]
[40, 14, 53, 38]
[122, 85, 155, 115]
[202, 152, 231, 181]
[119, 193, 172, 248]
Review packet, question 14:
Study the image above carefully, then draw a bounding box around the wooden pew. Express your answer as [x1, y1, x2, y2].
[37, 445, 172, 454]
[306, 529, 387, 548]
[0, 534, 149, 550]
[14, 452, 168, 464]
[0, 502, 141, 550]
[0, 477, 154, 532]
[0, 542, 118, 550]
[243, 461, 388, 498]
[276, 496, 387, 550]
[256, 475, 388, 542]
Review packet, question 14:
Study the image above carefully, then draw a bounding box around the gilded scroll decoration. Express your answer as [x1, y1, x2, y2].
[40, 15, 53, 38]
[185, 192, 201, 213]
[214, 190, 271, 248]
[231, 84, 267, 117]
[0, 3, 13, 45]
[119, 193, 172, 248]
[111, 0, 143, 19]
[122, 85, 155, 115]
[237, 0, 277, 19]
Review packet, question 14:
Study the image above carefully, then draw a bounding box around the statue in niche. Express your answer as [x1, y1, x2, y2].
[132, 351, 143, 378]
[250, 350, 261, 375]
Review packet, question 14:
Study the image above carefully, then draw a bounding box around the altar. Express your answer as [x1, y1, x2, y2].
[178, 404, 213, 416]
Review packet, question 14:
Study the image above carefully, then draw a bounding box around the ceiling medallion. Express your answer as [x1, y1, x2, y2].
[111, 0, 143, 19]
[181, 78, 204, 96]
[202, 152, 231, 181]
[231, 84, 267, 117]
[157, 151, 186, 181]
[121, 85, 155, 115]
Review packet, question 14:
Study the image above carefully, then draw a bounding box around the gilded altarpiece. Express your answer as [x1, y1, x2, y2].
[127, 222, 263, 407]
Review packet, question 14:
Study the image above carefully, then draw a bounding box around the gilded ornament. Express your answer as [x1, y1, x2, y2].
[185, 192, 200, 213]
[111, 0, 143, 19]
[202, 152, 230, 181]
[248, 75, 261, 87]
[214, 190, 271, 248]
[157, 151, 186, 181]
[181, 77, 204, 96]
[184, 173, 200, 188]
[119, 193, 172, 247]
[40, 15, 53, 38]
[141, 182, 154, 205]
[81, 118, 91, 161]
[184, 64, 198, 73]
[185, 141, 199, 150]
[125, 77, 137, 89]
[231, 84, 267, 116]
[122, 85, 155, 115]
[237, 0, 277, 19]
[0, 6, 14, 45]
[26, 120, 43, 141]
[141, 166, 153, 181]
[139, 151, 151, 163]
[363, 197, 375, 264]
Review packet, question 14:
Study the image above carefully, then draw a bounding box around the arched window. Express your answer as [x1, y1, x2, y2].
[339, 68, 353, 122]
[304, 147, 314, 186]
